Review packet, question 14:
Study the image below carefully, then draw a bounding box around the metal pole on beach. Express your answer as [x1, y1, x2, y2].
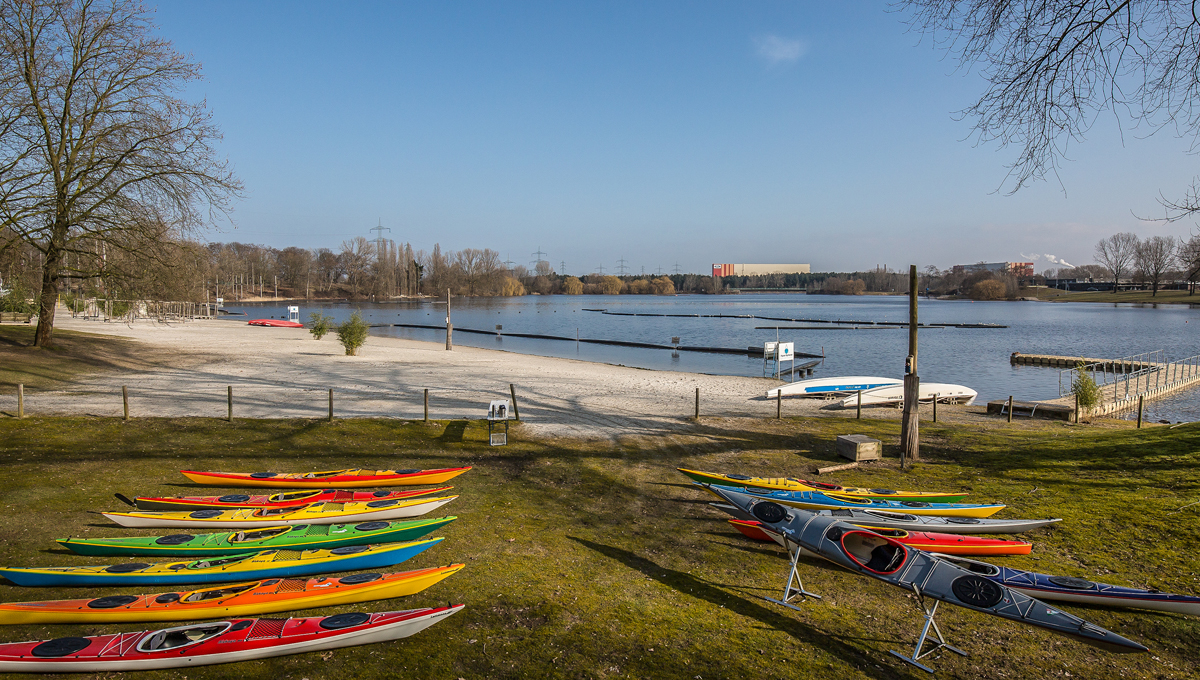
[445, 288, 452, 350]
[776, 391, 781, 419]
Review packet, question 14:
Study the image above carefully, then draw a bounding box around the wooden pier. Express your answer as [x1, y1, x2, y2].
[1015, 349, 1200, 418]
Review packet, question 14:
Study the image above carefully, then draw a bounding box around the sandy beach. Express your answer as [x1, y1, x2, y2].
[3, 313, 984, 438]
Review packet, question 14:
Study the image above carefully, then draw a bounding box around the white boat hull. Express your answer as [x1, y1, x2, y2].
[767, 376, 900, 399]
[838, 382, 976, 407]
[103, 497, 456, 529]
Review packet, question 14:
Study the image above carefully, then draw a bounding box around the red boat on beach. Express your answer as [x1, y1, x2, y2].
[247, 319, 303, 327]
[728, 518, 1032, 556]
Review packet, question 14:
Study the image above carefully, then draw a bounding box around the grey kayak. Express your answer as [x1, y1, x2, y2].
[708, 485, 1148, 659]
[708, 503, 1060, 534]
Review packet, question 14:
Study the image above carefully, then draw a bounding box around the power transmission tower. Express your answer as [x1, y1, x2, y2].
[503, 254, 516, 271]
[531, 246, 548, 267]
[640, 266, 645, 275]
[616, 257, 629, 276]
[656, 266, 664, 275]
[560, 260, 566, 275]
[672, 263, 682, 275]
[370, 220, 391, 258]
[596, 263, 606, 275]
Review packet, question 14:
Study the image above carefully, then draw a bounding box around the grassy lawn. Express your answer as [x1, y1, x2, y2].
[0, 325, 157, 390]
[0, 415, 1196, 679]
[1023, 288, 1200, 305]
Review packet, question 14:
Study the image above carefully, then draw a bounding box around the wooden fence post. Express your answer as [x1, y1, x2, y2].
[227, 386, 233, 422]
[509, 383, 521, 421]
[1006, 396, 1013, 423]
[423, 389, 429, 422]
[1137, 395, 1144, 428]
[776, 391, 781, 419]
[932, 394, 938, 423]
[328, 388, 334, 422]
[122, 386, 129, 420]
[856, 390, 862, 419]
[694, 387, 700, 419]
[16, 384, 23, 419]
[1074, 393, 1079, 424]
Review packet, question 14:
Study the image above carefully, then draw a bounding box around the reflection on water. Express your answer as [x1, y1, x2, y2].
[223, 294, 1200, 422]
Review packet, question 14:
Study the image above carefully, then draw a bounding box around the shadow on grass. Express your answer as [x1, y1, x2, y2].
[439, 420, 469, 443]
[568, 536, 909, 680]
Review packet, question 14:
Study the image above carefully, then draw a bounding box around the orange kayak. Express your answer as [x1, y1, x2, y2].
[181, 467, 471, 488]
[0, 565, 464, 625]
[728, 519, 1032, 556]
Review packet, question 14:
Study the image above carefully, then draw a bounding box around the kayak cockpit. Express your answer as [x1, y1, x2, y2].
[136, 622, 231, 652]
[841, 531, 908, 574]
[230, 527, 291, 542]
[825, 494, 873, 506]
[301, 470, 353, 479]
[268, 490, 321, 502]
[931, 554, 1002, 577]
[181, 553, 254, 570]
[181, 582, 259, 603]
[252, 506, 305, 518]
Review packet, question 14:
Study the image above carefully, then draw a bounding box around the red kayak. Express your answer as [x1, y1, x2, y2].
[248, 319, 303, 327]
[0, 606, 462, 673]
[125, 487, 453, 512]
[728, 519, 1032, 556]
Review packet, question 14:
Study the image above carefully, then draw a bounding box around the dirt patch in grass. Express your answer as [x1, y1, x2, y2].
[0, 415, 1196, 679]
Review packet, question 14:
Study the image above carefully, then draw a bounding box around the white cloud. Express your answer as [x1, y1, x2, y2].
[754, 35, 807, 65]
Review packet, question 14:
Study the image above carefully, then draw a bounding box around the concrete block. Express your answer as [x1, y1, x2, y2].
[836, 434, 881, 462]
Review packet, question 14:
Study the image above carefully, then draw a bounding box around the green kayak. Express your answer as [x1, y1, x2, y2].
[57, 516, 457, 557]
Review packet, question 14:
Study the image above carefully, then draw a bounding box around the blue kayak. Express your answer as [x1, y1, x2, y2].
[702, 484, 1005, 518]
[0, 539, 441, 587]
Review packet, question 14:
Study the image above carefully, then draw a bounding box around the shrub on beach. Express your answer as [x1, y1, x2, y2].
[336, 312, 369, 355]
[308, 312, 333, 340]
[1072, 362, 1101, 409]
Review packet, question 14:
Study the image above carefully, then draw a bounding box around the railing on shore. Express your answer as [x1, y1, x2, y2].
[1058, 349, 1200, 414]
[68, 298, 216, 323]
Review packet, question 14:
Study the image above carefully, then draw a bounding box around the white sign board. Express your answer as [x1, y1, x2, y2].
[488, 399, 512, 421]
[776, 342, 794, 360]
[215, 297, 223, 305]
[287, 306, 300, 323]
[763, 341, 777, 355]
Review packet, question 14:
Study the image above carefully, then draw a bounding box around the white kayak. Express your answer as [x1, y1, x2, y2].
[837, 382, 977, 407]
[101, 496, 458, 529]
[767, 376, 900, 399]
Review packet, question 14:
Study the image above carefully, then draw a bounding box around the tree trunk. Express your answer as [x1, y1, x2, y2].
[35, 244, 62, 347]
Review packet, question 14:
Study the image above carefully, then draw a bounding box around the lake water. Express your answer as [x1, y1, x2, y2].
[223, 294, 1200, 422]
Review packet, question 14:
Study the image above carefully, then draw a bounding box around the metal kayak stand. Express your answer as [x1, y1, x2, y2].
[888, 583, 967, 673]
[762, 541, 821, 611]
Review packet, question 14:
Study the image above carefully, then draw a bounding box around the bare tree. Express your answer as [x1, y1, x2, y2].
[900, 2, 1200, 215]
[0, 0, 241, 345]
[1135, 235, 1176, 296]
[339, 237, 375, 299]
[1095, 233, 1139, 292]
[1179, 234, 1200, 294]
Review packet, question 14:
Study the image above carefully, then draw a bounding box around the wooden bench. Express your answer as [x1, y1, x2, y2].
[0, 312, 33, 324]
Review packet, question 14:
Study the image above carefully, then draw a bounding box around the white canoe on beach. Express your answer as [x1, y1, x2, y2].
[766, 376, 900, 399]
[837, 382, 977, 407]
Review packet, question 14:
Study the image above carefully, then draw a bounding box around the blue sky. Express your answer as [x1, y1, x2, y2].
[155, 1, 1200, 274]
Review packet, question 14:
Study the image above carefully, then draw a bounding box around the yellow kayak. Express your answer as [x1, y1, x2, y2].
[677, 468, 968, 502]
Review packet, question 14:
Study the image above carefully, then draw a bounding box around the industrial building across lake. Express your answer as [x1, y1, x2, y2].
[711, 263, 811, 277]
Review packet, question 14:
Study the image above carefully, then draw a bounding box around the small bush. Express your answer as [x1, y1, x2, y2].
[308, 312, 333, 340]
[0, 281, 36, 314]
[336, 311, 370, 356]
[1072, 362, 1101, 408]
[562, 276, 583, 295]
[970, 279, 1007, 300]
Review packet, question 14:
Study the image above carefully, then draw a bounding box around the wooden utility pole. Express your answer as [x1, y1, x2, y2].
[900, 265, 920, 466]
